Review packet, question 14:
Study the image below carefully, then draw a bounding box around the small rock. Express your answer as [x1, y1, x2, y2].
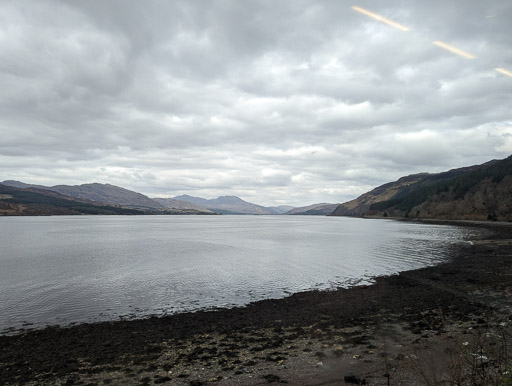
[333, 348, 343, 357]
[261, 373, 287, 383]
[344, 372, 366, 384]
[154, 376, 172, 384]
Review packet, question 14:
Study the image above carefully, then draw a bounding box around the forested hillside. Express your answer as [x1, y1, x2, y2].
[332, 156, 512, 221]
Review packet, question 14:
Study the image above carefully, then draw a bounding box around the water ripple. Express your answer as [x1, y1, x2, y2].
[0, 216, 478, 332]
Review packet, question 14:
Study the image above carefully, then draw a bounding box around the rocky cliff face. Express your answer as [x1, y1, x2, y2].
[331, 156, 512, 221]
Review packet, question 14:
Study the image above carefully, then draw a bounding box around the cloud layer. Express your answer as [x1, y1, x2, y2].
[1, 0, 511, 206]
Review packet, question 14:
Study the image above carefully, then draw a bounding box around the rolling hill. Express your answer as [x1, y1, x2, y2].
[0, 184, 145, 216]
[2, 181, 164, 209]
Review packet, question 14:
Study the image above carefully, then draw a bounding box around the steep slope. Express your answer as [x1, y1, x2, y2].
[331, 156, 512, 221]
[174, 195, 275, 214]
[285, 203, 338, 215]
[2, 181, 163, 209]
[409, 175, 512, 221]
[331, 174, 428, 217]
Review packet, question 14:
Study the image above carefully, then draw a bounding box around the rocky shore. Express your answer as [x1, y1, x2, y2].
[1, 220, 511, 385]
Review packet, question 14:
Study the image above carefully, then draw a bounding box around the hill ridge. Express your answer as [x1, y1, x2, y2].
[331, 156, 512, 221]
[1, 181, 163, 209]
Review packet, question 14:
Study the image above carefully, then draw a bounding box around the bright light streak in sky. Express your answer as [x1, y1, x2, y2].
[352, 4, 510, 79]
[495, 68, 512, 78]
[432, 41, 476, 59]
[351, 6, 409, 31]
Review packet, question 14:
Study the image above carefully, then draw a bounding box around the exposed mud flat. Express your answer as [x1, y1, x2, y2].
[1, 220, 511, 385]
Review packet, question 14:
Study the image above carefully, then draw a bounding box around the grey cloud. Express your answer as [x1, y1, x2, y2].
[0, 0, 511, 206]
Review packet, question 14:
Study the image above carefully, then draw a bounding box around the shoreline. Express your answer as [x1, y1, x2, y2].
[1, 220, 511, 385]
[0, 217, 485, 336]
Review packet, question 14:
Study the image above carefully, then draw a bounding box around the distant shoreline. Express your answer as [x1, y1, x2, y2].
[1, 220, 511, 384]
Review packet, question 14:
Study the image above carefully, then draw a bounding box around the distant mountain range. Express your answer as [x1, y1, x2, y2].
[268, 205, 296, 215]
[173, 195, 289, 215]
[151, 197, 214, 213]
[331, 156, 512, 221]
[7, 155, 508, 219]
[0, 181, 213, 215]
[0, 180, 309, 216]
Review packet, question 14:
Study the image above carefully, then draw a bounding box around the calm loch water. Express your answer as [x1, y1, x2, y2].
[0, 215, 475, 332]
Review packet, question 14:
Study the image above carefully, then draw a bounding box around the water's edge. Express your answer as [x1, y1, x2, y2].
[1, 217, 493, 336]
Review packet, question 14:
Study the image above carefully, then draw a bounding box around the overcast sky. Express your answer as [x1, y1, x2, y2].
[1, 0, 511, 206]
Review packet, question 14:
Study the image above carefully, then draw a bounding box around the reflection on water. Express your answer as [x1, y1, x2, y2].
[0, 215, 477, 332]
